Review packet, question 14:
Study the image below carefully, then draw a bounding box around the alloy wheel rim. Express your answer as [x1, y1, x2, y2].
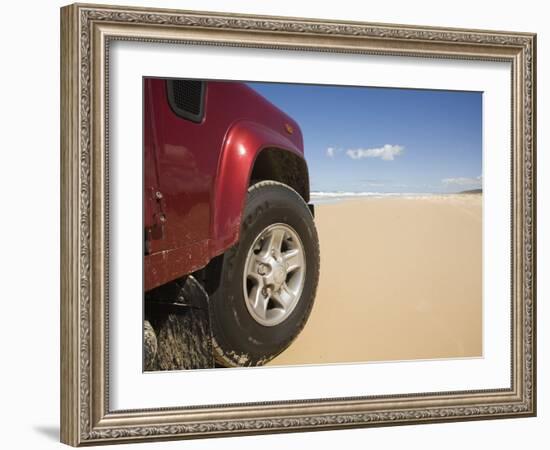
[243, 223, 306, 327]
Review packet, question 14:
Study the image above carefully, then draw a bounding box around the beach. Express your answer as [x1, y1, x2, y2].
[269, 194, 482, 366]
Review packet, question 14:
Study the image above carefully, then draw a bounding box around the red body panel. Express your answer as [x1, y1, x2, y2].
[144, 79, 304, 291]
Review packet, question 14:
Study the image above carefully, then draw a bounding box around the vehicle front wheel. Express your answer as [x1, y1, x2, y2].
[209, 180, 320, 367]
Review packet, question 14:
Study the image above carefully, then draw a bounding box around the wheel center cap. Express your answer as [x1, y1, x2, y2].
[272, 264, 286, 286]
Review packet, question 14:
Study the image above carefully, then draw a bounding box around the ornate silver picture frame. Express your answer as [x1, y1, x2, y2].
[60, 3, 536, 446]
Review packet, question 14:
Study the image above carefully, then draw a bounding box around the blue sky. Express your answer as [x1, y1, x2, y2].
[248, 82, 482, 194]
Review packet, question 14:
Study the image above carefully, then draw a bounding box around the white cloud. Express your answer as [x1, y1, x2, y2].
[326, 147, 345, 158]
[346, 144, 404, 161]
[441, 175, 482, 186]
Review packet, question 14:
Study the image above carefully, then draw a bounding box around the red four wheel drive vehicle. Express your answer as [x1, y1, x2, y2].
[144, 78, 320, 367]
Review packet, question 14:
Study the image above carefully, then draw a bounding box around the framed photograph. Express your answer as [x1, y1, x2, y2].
[60, 3, 537, 446]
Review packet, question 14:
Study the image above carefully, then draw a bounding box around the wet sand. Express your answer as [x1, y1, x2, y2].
[269, 194, 482, 366]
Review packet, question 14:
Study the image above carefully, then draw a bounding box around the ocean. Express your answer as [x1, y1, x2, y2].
[309, 191, 437, 204]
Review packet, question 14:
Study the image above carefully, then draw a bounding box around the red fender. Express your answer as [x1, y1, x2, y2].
[209, 120, 304, 257]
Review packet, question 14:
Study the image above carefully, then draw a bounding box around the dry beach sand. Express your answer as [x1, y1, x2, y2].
[269, 194, 482, 366]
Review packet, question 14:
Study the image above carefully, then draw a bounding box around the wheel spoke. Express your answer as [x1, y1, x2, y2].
[249, 285, 269, 320]
[283, 248, 303, 273]
[246, 270, 262, 284]
[265, 228, 285, 258]
[272, 283, 294, 308]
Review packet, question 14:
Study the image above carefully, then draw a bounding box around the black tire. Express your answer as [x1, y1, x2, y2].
[209, 180, 320, 367]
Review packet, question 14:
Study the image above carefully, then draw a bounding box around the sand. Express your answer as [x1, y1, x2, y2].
[269, 194, 482, 367]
